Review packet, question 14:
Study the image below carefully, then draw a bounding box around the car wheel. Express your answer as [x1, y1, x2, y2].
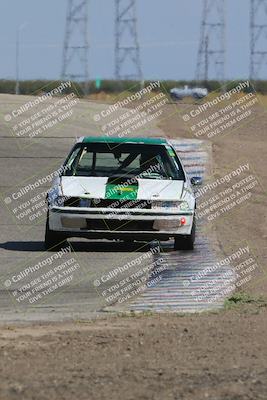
[174, 217, 196, 251]
[45, 212, 67, 251]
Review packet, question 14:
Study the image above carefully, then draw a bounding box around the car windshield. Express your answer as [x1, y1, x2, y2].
[63, 142, 185, 180]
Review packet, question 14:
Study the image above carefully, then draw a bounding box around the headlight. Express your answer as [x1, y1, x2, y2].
[53, 196, 66, 207]
[79, 198, 91, 207]
[48, 186, 64, 207]
[179, 201, 190, 211]
[152, 201, 181, 209]
[49, 196, 66, 207]
[49, 192, 92, 208]
[151, 201, 190, 211]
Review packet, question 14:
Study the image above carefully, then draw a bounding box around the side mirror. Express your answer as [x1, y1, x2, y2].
[191, 176, 203, 186]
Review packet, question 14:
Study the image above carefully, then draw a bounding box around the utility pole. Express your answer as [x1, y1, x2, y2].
[196, 0, 226, 83]
[15, 24, 26, 95]
[15, 28, 20, 95]
[250, 0, 267, 80]
[62, 0, 90, 94]
[204, 35, 209, 83]
[115, 0, 142, 81]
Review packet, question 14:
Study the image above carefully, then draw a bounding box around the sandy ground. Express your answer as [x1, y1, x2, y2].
[0, 305, 267, 400]
[0, 97, 266, 399]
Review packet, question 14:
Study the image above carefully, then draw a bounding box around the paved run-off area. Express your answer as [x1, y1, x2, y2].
[0, 94, 234, 322]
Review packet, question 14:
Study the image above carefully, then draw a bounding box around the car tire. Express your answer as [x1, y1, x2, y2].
[45, 212, 67, 251]
[174, 217, 196, 251]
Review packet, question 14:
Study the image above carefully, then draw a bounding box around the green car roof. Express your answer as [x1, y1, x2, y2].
[82, 136, 168, 145]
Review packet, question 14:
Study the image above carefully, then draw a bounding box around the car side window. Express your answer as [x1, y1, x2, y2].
[64, 147, 81, 174]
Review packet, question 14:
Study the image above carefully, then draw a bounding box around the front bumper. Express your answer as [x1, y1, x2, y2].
[49, 206, 194, 239]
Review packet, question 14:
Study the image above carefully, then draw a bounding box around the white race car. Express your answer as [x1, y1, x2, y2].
[45, 137, 201, 250]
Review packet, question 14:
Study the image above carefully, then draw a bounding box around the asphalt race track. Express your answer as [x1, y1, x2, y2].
[0, 94, 234, 322]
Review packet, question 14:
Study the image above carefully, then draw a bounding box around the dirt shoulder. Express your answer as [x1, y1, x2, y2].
[0, 305, 267, 400]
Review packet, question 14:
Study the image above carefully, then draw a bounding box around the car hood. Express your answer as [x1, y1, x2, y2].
[60, 176, 184, 201]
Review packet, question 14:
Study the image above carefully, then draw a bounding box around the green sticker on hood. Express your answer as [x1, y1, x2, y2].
[105, 183, 138, 200]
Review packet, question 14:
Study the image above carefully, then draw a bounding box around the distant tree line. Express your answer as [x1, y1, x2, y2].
[0, 79, 265, 96]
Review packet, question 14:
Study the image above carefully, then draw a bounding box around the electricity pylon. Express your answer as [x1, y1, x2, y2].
[115, 0, 142, 80]
[250, 0, 267, 79]
[62, 0, 90, 93]
[196, 0, 226, 82]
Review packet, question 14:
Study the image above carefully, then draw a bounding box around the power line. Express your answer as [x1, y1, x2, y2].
[196, 0, 226, 82]
[62, 0, 90, 93]
[250, 0, 267, 79]
[115, 0, 142, 81]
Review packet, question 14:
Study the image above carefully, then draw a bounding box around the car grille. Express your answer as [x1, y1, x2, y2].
[83, 219, 154, 231]
[63, 197, 152, 209]
[91, 199, 152, 209]
[64, 197, 80, 207]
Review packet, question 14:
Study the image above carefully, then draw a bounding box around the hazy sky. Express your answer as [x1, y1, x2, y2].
[0, 0, 252, 81]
